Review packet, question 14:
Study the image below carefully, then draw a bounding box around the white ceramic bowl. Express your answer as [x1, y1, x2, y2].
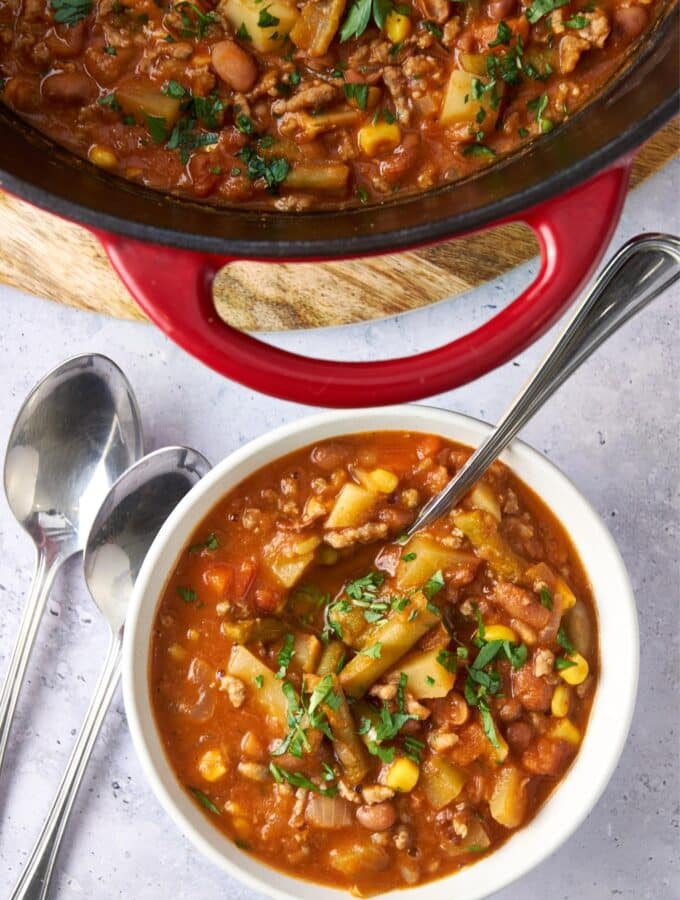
[123, 406, 638, 900]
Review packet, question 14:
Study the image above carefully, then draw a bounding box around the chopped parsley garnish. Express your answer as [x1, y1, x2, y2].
[254, 674, 264, 689]
[403, 736, 425, 763]
[236, 112, 254, 134]
[275, 633, 296, 678]
[269, 763, 339, 796]
[189, 787, 221, 814]
[176, 586, 196, 603]
[565, 12, 588, 27]
[144, 113, 168, 144]
[489, 20, 512, 46]
[346, 571, 385, 601]
[527, 93, 554, 132]
[359, 642, 382, 659]
[104, 45, 117, 55]
[518, 126, 529, 138]
[339, 0, 402, 41]
[344, 83, 369, 111]
[290, 70, 301, 86]
[189, 531, 219, 553]
[163, 80, 188, 99]
[422, 20, 443, 38]
[236, 21, 251, 40]
[357, 187, 369, 204]
[525, 0, 568, 24]
[436, 649, 457, 673]
[539, 587, 553, 609]
[425, 675, 436, 686]
[463, 143, 496, 158]
[402, 552, 417, 562]
[50, 0, 92, 25]
[236, 145, 290, 193]
[555, 656, 577, 670]
[423, 569, 445, 600]
[556, 626, 575, 655]
[98, 93, 121, 112]
[257, 6, 279, 26]
[174, 1, 217, 38]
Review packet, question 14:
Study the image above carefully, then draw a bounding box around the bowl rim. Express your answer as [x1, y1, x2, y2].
[122, 405, 639, 900]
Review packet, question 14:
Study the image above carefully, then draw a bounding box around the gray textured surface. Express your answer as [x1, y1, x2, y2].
[0, 161, 678, 900]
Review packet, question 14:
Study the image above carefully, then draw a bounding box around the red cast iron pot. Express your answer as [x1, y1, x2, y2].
[1, 6, 677, 407]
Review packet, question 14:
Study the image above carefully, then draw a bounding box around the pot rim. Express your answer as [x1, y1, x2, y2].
[0, 6, 677, 259]
[122, 405, 639, 900]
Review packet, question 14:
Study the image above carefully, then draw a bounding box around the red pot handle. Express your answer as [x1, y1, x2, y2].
[99, 161, 631, 407]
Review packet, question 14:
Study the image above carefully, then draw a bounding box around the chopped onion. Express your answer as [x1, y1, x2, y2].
[305, 794, 354, 829]
[178, 657, 215, 722]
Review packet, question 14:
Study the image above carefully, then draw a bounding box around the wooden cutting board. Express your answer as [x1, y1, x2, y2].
[1, 118, 677, 332]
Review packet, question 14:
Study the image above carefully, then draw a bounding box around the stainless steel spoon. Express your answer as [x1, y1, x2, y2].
[408, 233, 680, 535]
[10, 445, 211, 900]
[1, 354, 144, 780]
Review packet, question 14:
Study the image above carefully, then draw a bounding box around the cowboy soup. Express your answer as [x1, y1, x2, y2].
[150, 431, 597, 893]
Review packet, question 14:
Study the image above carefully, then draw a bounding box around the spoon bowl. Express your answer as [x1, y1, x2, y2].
[84, 446, 213, 634]
[0, 353, 144, 779]
[4, 353, 144, 555]
[11, 445, 211, 900]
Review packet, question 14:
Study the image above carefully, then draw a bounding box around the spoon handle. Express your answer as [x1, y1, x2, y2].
[409, 233, 680, 534]
[0, 549, 64, 778]
[10, 633, 123, 900]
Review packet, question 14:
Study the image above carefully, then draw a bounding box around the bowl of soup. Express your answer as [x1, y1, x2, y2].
[122, 405, 638, 898]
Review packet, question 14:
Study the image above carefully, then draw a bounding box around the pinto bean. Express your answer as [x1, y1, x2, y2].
[41, 71, 96, 104]
[613, 5, 647, 39]
[3, 76, 41, 112]
[356, 802, 397, 831]
[311, 442, 351, 471]
[488, 0, 516, 19]
[506, 720, 533, 753]
[211, 40, 258, 92]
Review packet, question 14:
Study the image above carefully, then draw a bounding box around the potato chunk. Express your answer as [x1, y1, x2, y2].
[227, 645, 288, 728]
[439, 69, 501, 128]
[386, 647, 455, 699]
[116, 81, 182, 126]
[396, 535, 476, 590]
[325, 482, 377, 529]
[489, 764, 527, 828]
[218, 0, 299, 53]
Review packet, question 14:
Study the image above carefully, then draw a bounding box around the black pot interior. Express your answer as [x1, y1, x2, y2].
[0, 5, 677, 259]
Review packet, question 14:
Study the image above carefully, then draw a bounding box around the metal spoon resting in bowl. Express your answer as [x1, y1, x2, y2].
[407, 233, 680, 537]
[10, 445, 211, 900]
[0, 354, 143, 781]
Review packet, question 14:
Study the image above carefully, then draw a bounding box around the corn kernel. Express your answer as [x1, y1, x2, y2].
[187, 628, 200, 642]
[384, 757, 420, 792]
[358, 122, 402, 157]
[88, 144, 118, 170]
[385, 10, 412, 43]
[551, 684, 571, 717]
[318, 546, 338, 566]
[483, 624, 517, 643]
[232, 816, 251, 838]
[198, 749, 227, 782]
[559, 651, 589, 685]
[555, 575, 577, 609]
[168, 643, 187, 661]
[359, 467, 399, 493]
[549, 717, 581, 745]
